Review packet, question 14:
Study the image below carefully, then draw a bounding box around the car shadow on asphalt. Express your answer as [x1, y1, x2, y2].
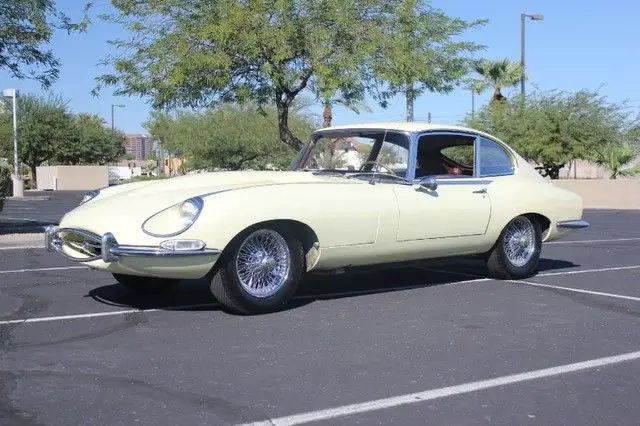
[85, 256, 579, 315]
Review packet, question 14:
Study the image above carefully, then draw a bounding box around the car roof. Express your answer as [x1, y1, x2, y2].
[314, 121, 490, 136]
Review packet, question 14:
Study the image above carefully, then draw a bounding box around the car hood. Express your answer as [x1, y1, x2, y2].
[102, 170, 353, 200]
[60, 170, 356, 231]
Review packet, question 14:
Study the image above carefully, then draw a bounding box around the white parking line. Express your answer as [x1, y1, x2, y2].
[0, 266, 87, 274]
[538, 265, 640, 276]
[0, 302, 228, 326]
[237, 350, 640, 426]
[426, 265, 640, 279]
[0, 245, 44, 251]
[0, 278, 489, 326]
[546, 237, 640, 245]
[0, 309, 156, 325]
[511, 280, 640, 302]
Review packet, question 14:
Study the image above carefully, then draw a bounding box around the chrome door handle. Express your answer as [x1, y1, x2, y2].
[472, 188, 487, 194]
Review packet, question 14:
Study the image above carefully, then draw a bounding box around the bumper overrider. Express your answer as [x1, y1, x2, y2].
[44, 225, 221, 264]
[557, 220, 590, 229]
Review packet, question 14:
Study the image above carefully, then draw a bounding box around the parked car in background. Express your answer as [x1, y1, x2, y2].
[45, 121, 589, 314]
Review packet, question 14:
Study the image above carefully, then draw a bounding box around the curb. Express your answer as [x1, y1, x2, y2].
[5, 195, 51, 201]
[0, 232, 45, 249]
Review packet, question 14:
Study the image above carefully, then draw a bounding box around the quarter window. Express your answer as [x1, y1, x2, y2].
[478, 137, 514, 176]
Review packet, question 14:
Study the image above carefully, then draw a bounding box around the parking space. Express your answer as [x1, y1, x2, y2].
[1, 209, 640, 425]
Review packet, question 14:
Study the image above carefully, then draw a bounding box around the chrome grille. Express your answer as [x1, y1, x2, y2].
[50, 228, 103, 261]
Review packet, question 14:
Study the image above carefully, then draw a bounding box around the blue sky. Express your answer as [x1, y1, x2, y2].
[1, 0, 638, 134]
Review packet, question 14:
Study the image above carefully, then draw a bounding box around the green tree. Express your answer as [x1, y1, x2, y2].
[372, 1, 486, 120]
[0, 163, 10, 211]
[10, 93, 77, 186]
[0, 1, 89, 87]
[95, 0, 485, 151]
[472, 58, 523, 102]
[465, 88, 638, 179]
[144, 101, 318, 172]
[55, 114, 125, 165]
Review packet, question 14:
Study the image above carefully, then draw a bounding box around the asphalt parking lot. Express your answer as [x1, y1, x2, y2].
[1, 208, 640, 425]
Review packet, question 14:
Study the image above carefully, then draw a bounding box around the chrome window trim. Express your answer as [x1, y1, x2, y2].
[409, 130, 489, 185]
[408, 129, 518, 183]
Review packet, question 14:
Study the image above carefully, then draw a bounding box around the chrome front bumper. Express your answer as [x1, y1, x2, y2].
[557, 220, 590, 229]
[44, 225, 221, 264]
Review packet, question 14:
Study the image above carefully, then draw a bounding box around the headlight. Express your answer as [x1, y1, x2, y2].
[80, 189, 100, 205]
[142, 197, 204, 237]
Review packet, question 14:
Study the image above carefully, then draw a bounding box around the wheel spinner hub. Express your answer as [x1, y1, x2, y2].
[235, 229, 291, 298]
[503, 218, 536, 267]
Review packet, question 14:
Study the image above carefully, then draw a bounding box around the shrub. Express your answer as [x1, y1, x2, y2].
[0, 165, 11, 212]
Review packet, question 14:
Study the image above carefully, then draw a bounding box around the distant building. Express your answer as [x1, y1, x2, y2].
[124, 134, 155, 160]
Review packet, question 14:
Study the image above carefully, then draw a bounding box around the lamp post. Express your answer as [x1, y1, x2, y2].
[520, 13, 544, 96]
[2, 88, 23, 198]
[111, 103, 125, 132]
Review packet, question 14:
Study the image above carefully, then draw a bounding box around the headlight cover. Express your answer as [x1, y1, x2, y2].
[80, 189, 100, 205]
[142, 197, 204, 237]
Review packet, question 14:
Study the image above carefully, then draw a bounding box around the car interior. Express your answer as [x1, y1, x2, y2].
[414, 134, 476, 179]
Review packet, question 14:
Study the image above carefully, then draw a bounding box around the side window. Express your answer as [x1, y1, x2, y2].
[440, 145, 474, 168]
[478, 137, 514, 176]
[415, 134, 475, 178]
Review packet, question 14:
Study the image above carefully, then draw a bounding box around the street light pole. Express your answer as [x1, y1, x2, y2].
[520, 13, 544, 97]
[2, 88, 22, 198]
[111, 103, 125, 132]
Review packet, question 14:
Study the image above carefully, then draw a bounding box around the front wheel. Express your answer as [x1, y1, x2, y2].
[485, 215, 542, 279]
[112, 273, 180, 293]
[209, 225, 304, 314]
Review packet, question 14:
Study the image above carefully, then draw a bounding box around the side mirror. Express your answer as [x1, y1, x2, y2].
[413, 176, 438, 191]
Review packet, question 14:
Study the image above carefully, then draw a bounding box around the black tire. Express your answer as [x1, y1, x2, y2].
[209, 224, 304, 315]
[112, 273, 180, 293]
[485, 215, 542, 279]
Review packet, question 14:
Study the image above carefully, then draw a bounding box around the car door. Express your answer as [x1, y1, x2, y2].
[393, 178, 491, 241]
[393, 131, 492, 242]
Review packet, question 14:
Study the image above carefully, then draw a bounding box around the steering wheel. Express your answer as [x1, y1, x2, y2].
[358, 160, 398, 177]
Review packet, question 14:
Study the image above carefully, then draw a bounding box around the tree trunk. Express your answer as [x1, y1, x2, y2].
[491, 87, 505, 102]
[276, 95, 303, 151]
[406, 84, 414, 122]
[323, 104, 332, 128]
[29, 164, 37, 189]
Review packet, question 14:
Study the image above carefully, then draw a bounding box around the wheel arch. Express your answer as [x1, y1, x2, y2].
[217, 219, 321, 272]
[522, 212, 551, 238]
[485, 211, 551, 255]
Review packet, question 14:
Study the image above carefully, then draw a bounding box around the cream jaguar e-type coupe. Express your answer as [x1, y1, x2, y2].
[45, 122, 588, 314]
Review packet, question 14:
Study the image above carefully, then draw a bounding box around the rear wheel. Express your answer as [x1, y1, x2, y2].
[485, 215, 542, 279]
[112, 273, 179, 293]
[209, 225, 304, 314]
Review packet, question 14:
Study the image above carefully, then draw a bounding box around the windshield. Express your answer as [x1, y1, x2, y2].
[289, 129, 411, 177]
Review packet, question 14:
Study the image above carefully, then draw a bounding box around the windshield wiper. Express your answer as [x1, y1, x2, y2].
[310, 169, 347, 176]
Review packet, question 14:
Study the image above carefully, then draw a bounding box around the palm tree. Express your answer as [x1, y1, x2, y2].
[472, 58, 523, 102]
[594, 142, 640, 179]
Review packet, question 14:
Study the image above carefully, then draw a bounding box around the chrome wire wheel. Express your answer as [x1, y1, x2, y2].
[234, 229, 291, 298]
[502, 216, 536, 267]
